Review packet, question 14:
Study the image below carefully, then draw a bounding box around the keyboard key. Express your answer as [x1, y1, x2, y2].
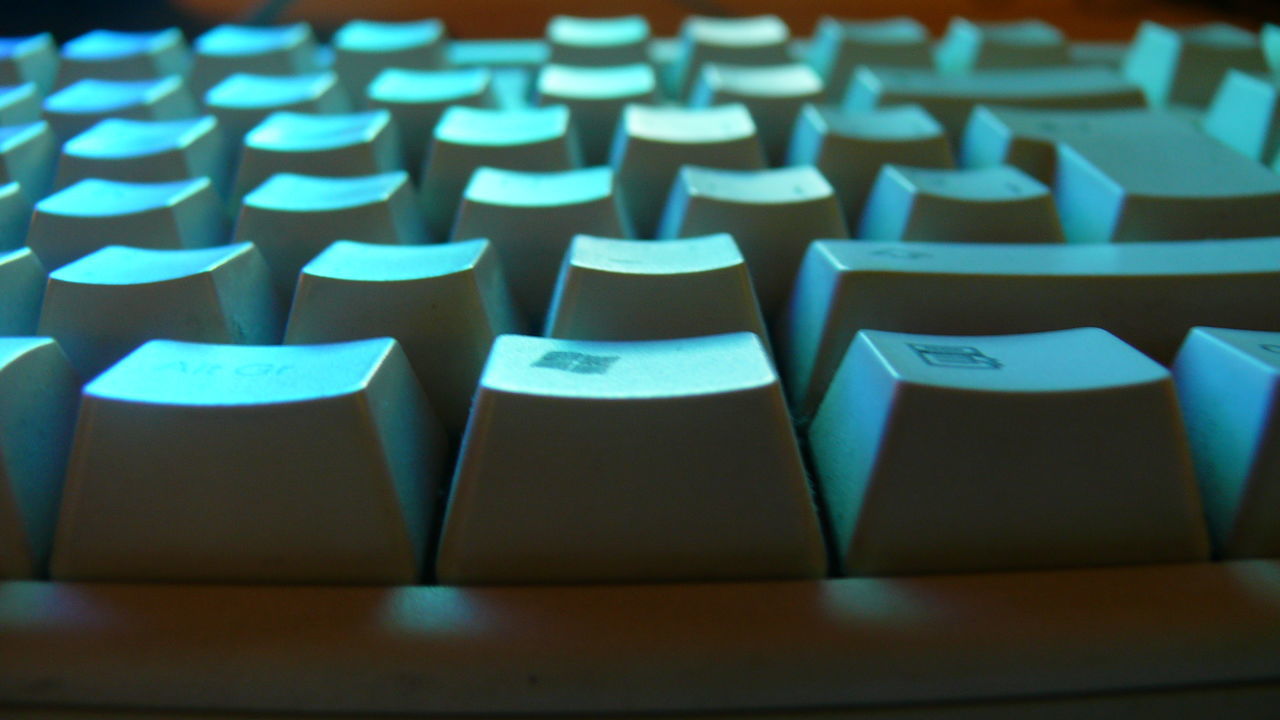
[436, 332, 826, 584]
[934, 18, 1069, 73]
[453, 166, 628, 318]
[55, 28, 189, 89]
[0, 120, 56, 198]
[612, 103, 765, 238]
[535, 63, 658, 165]
[690, 62, 823, 165]
[669, 15, 791, 99]
[191, 23, 321, 95]
[50, 337, 447, 583]
[419, 105, 580, 241]
[203, 71, 348, 143]
[658, 165, 847, 317]
[0, 247, 45, 334]
[232, 109, 399, 199]
[42, 76, 197, 141]
[788, 104, 954, 227]
[0, 83, 40, 125]
[545, 234, 770, 344]
[858, 164, 1064, 242]
[0, 34, 57, 93]
[546, 15, 650, 66]
[809, 327, 1209, 575]
[1172, 327, 1280, 559]
[333, 19, 447, 95]
[845, 65, 1145, 140]
[54, 116, 228, 191]
[806, 17, 932, 102]
[778, 238, 1280, 419]
[285, 239, 522, 437]
[1201, 69, 1280, 166]
[234, 171, 424, 299]
[1123, 21, 1267, 108]
[0, 337, 78, 578]
[0, 181, 32, 249]
[38, 243, 281, 378]
[366, 67, 496, 176]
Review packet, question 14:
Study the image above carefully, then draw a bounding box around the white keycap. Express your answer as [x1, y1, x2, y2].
[807, 17, 932, 102]
[235, 171, 424, 299]
[51, 337, 447, 583]
[788, 104, 954, 226]
[38, 243, 281, 378]
[55, 28, 189, 89]
[934, 18, 1070, 74]
[0, 121, 55, 198]
[0, 338, 78, 579]
[546, 15, 650, 66]
[233, 109, 399, 199]
[535, 63, 658, 165]
[42, 76, 197, 141]
[366, 67, 495, 176]
[858, 164, 1064, 242]
[690, 62, 823, 165]
[436, 332, 826, 584]
[1123, 21, 1267, 108]
[612, 103, 765, 238]
[27, 177, 224, 270]
[0, 34, 57, 94]
[420, 105, 580, 241]
[286, 239, 522, 437]
[658, 165, 847, 317]
[54, 116, 228, 191]
[669, 15, 791, 99]
[0, 248, 44, 335]
[1202, 70, 1280, 166]
[809, 327, 1209, 575]
[845, 65, 1145, 140]
[453, 166, 627, 319]
[0, 181, 32, 249]
[334, 19, 447, 96]
[777, 238, 1280, 419]
[191, 23, 321, 95]
[545, 234, 770, 345]
[203, 71, 348, 143]
[0, 83, 40, 126]
[1172, 327, 1280, 559]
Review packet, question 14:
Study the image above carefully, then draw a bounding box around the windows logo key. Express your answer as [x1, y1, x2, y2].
[909, 343, 1003, 370]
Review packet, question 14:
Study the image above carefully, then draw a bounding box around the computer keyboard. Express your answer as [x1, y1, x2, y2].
[3, 11, 1280, 719]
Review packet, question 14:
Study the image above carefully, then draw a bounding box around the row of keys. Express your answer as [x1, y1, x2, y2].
[7, 323, 1279, 583]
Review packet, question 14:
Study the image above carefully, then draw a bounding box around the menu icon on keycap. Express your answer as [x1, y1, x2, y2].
[909, 343, 1002, 369]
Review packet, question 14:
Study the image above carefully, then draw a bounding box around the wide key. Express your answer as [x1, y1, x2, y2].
[612, 103, 765, 238]
[1172, 327, 1280, 559]
[55, 28, 189, 89]
[436, 332, 826, 584]
[453, 166, 628, 320]
[669, 15, 791, 99]
[27, 177, 224, 270]
[419, 105, 579, 241]
[0, 338, 79, 579]
[1123, 21, 1266, 108]
[42, 76, 197, 141]
[55, 116, 228, 191]
[857, 164, 1064, 242]
[545, 234, 770, 346]
[203, 71, 347, 143]
[934, 19, 1069, 74]
[778, 238, 1280, 419]
[809, 327, 1208, 575]
[690, 62, 823, 165]
[234, 171, 424, 299]
[788, 104, 954, 227]
[0, 34, 57, 93]
[51, 337, 448, 583]
[806, 17, 932, 102]
[366, 67, 496, 177]
[38, 243, 281, 378]
[0, 121, 56, 199]
[535, 63, 658, 165]
[658, 165, 848, 318]
[546, 15, 650, 66]
[0, 248, 45, 334]
[334, 19, 446, 97]
[191, 23, 321, 95]
[286, 239, 523, 437]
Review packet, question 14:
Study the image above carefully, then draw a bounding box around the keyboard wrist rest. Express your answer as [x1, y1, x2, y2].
[3, 561, 1279, 715]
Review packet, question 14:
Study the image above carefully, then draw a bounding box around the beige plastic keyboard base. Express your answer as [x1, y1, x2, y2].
[3, 560, 1279, 718]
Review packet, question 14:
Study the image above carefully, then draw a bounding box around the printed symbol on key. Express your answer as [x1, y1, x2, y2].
[532, 351, 620, 375]
[909, 343, 1003, 369]
[1260, 344, 1280, 354]
[870, 248, 932, 260]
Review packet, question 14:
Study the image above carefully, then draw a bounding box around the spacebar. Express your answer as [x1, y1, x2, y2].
[2, 561, 1280, 716]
